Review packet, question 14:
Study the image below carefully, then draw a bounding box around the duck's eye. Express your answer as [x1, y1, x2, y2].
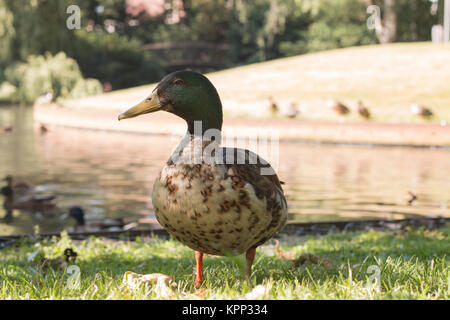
[173, 79, 184, 86]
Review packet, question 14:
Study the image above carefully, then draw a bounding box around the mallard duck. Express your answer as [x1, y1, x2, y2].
[35, 91, 54, 106]
[326, 99, 350, 115]
[39, 124, 48, 134]
[410, 103, 433, 118]
[1, 176, 55, 210]
[118, 70, 288, 286]
[407, 191, 417, 206]
[68, 206, 138, 232]
[286, 102, 299, 119]
[3, 175, 35, 193]
[1, 179, 14, 222]
[268, 96, 279, 116]
[356, 100, 371, 119]
[2, 126, 13, 133]
[38, 248, 78, 271]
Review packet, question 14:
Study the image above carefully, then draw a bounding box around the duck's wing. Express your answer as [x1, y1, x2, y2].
[220, 147, 288, 245]
[221, 147, 285, 202]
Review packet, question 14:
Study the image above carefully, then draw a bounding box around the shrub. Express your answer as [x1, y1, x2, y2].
[3, 51, 102, 103]
[68, 78, 103, 99]
[0, 81, 17, 103]
[70, 30, 165, 90]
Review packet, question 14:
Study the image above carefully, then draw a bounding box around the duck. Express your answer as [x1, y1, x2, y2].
[39, 124, 48, 134]
[3, 175, 36, 193]
[326, 99, 350, 115]
[286, 102, 299, 119]
[35, 91, 54, 106]
[410, 103, 433, 119]
[2, 126, 13, 133]
[39, 248, 78, 271]
[1, 179, 14, 222]
[1, 176, 56, 210]
[118, 70, 288, 287]
[67, 206, 138, 232]
[268, 96, 279, 117]
[407, 191, 417, 206]
[356, 100, 371, 119]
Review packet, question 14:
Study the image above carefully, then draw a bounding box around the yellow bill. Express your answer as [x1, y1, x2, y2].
[118, 90, 161, 120]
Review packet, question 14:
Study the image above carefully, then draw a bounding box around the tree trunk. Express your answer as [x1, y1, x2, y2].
[379, 0, 397, 43]
[365, 0, 397, 43]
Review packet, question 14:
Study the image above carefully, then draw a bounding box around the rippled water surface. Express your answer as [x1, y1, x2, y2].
[1, 106, 449, 235]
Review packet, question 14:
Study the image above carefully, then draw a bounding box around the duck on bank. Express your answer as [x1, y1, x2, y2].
[118, 70, 288, 286]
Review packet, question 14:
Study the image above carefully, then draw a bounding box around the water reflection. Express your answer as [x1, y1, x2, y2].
[1, 106, 449, 235]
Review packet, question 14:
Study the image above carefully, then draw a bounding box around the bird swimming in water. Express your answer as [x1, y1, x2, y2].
[2, 126, 13, 133]
[1, 176, 55, 211]
[3, 175, 36, 193]
[118, 70, 288, 286]
[67, 206, 137, 232]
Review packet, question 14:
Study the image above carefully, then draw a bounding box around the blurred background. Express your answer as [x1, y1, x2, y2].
[1, 0, 449, 236]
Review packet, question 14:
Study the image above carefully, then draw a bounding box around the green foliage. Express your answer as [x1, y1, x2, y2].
[3, 0, 77, 61]
[371, 0, 442, 42]
[0, 226, 448, 299]
[0, 0, 444, 95]
[71, 30, 165, 89]
[3, 52, 102, 103]
[0, 82, 17, 103]
[304, 0, 377, 52]
[0, 0, 15, 69]
[68, 78, 103, 99]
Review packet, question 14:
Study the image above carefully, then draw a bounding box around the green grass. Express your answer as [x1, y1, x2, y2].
[63, 42, 450, 124]
[1, 226, 449, 299]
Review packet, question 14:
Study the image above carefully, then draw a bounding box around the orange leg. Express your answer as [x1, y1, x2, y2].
[246, 247, 257, 277]
[195, 251, 204, 287]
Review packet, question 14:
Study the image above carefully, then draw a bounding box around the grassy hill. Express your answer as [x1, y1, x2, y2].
[64, 42, 450, 124]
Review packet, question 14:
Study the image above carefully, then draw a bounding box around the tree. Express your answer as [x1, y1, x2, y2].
[366, 0, 441, 43]
[366, 0, 397, 43]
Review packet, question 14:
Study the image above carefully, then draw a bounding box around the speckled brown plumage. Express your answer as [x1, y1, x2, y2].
[152, 138, 288, 256]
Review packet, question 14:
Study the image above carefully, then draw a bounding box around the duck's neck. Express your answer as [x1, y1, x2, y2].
[168, 133, 221, 166]
[181, 102, 223, 136]
[187, 119, 222, 135]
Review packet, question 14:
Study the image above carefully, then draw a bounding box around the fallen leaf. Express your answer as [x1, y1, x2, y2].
[244, 283, 272, 300]
[123, 271, 177, 298]
[194, 288, 208, 299]
[293, 253, 333, 269]
[274, 239, 296, 260]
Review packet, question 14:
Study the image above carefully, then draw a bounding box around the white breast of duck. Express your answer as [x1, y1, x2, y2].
[152, 135, 288, 256]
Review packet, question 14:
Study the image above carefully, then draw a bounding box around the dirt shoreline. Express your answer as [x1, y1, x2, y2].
[34, 105, 450, 147]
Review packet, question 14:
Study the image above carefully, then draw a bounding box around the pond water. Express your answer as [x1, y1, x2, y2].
[1, 105, 449, 235]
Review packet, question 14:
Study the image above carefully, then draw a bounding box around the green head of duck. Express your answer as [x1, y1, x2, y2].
[119, 70, 223, 135]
